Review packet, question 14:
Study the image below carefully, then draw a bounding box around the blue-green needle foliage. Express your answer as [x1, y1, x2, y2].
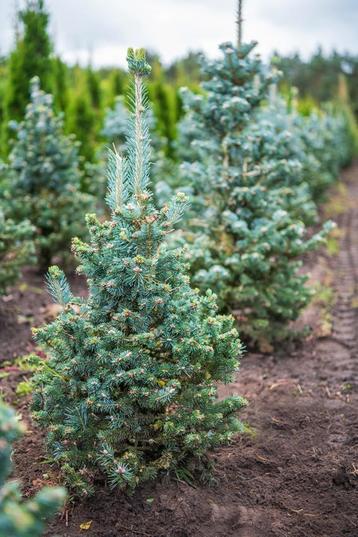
[178, 41, 275, 207]
[239, 89, 318, 225]
[0, 208, 35, 294]
[102, 95, 175, 206]
[102, 96, 163, 155]
[177, 41, 334, 348]
[0, 402, 66, 537]
[32, 49, 245, 496]
[3, 77, 93, 269]
[296, 108, 355, 201]
[101, 96, 129, 151]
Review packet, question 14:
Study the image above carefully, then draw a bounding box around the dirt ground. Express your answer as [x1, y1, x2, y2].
[0, 166, 357, 537]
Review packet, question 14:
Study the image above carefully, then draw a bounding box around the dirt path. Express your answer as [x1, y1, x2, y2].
[1, 167, 357, 537]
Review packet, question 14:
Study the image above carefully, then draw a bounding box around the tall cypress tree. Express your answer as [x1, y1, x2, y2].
[108, 68, 125, 106]
[2, 0, 53, 153]
[149, 79, 177, 158]
[32, 49, 245, 496]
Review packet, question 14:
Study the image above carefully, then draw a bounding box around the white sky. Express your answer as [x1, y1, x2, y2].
[0, 0, 357, 66]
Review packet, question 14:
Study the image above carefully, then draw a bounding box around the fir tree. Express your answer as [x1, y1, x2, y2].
[2, 0, 53, 153]
[32, 49, 245, 496]
[0, 401, 66, 537]
[177, 38, 275, 199]
[4, 77, 92, 269]
[0, 208, 35, 294]
[177, 9, 334, 347]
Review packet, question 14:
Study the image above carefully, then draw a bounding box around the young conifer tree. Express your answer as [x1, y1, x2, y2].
[176, 2, 276, 216]
[0, 402, 66, 537]
[4, 77, 93, 269]
[32, 49, 245, 496]
[177, 1, 333, 348]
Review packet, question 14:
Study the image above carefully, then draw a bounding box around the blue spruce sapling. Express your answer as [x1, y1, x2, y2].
[177, 5, 333, 348]
[4, 77, 93, 269]
[32, 49, 246, 496]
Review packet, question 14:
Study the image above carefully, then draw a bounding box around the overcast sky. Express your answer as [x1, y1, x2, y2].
[1, 0, 357, 66]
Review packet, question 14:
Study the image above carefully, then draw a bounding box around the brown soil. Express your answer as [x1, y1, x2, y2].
[1, 167, 357, 537]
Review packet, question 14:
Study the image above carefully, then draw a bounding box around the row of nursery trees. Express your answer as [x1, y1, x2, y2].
[1, 1, 357, 163]
[1, 5, 357, 536]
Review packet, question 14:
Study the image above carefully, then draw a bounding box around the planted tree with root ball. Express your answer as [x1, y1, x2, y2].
[32, 49, 246, 497]
[4, 77, 93, 270]
[0, 401, 66, 537]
